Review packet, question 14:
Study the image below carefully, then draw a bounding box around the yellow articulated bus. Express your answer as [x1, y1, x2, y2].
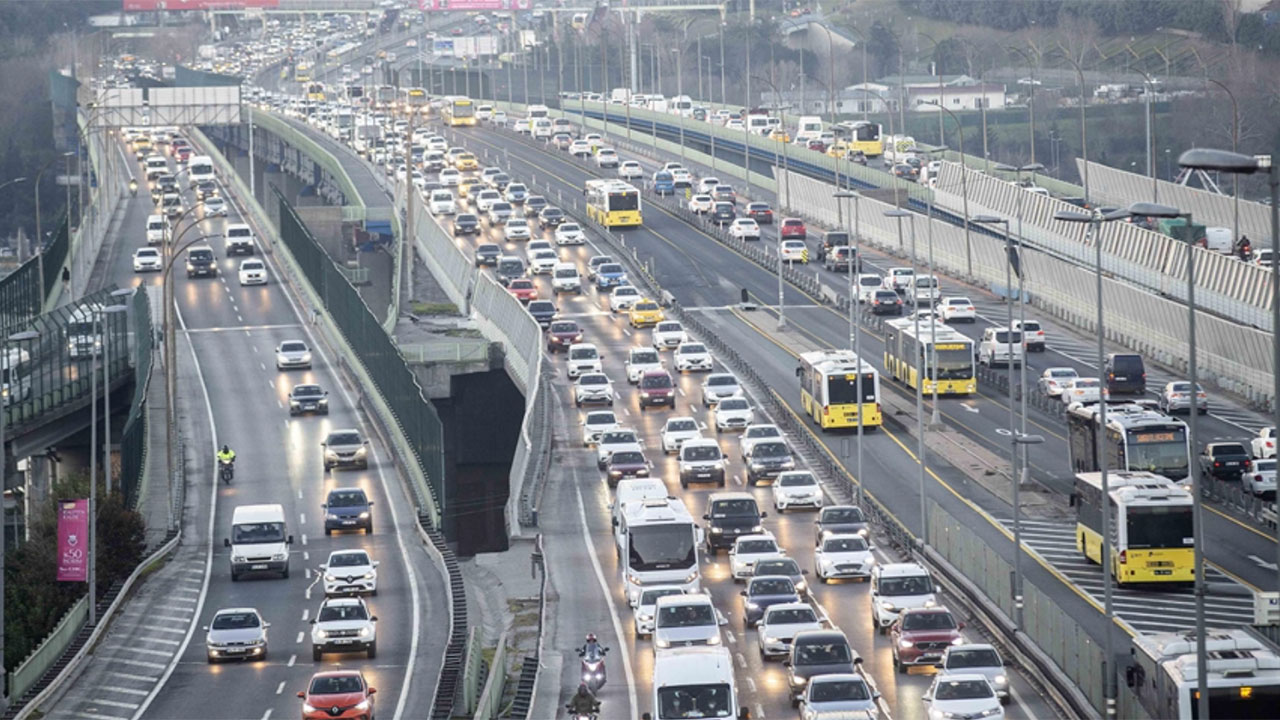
[883, 318, 976, 395]
[294, 62, 312, 82]
[584, 179, 642, 227]
[442, 97, 476, 126]
[1073, 471, 1194, 584]
[796, 350, 882, 431]
[306, 82, 325, 102]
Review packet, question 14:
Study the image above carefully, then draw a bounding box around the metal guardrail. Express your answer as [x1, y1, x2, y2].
[472, 630, 509, 720]
[6, 597, 88, 702]
[461, 626, 484, 715]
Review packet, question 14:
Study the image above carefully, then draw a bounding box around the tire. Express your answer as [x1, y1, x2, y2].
[367, 642, 377, 659]
[231, 571, 240, 582]
[282, 566, 289, 579]
[325, 528, 332, 536]
[371, 587, 378, 597]
[894, 654, 904, 673]
[313, 647, 323, 662]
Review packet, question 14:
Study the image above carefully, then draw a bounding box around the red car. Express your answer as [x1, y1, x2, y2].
[638, 369, 676, 410]
[508, 278, 538, 303]
[546, 320, 583, 352]
[299, 671, 376, 720]
[806, 139, 827, 153]
[175, 146, 192, 164]
[780, 217, 807, 240]
[746, 202, 773, 224]
[890, 607, 964, 672]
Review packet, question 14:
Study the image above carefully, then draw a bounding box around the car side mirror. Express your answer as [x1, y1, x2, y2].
[321, 442, 327, 447]
[297, 691, 306, 699]
[287, 535, 294, 545]
[739, 590, 747, 596]
[759, 512, 768, 518]
[321, 504, 327, 509]
[319, 564, 328, 571]
[643, 714, 653, 720]
[611, 518, 618, 527]
[223, 538, 231, 548]
[373, 561, 380, 568]
[702, 514, 711, 521]
[368, 501, 374, 506]
[202, 625, 209, 631]
[936, 585, 943, 594]
[868, 545, 877, 552]
[363, 440, 369, 445]
[782, 658, 791, 666]
[958, 622, 966, 630]
[263, 622, 271, 628]
[801, 569, 810, 575]
[309, 619, 317, 624]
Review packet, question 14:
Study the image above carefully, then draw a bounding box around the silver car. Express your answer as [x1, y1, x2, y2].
[701, 373, 742, 406]
[205, 607, 269, 663]
[798, 673, 879, 719]
[939, 643, 1010, 704]
[322, 429, 369, 471]
[275, 340, 312, 370]
[1158, 380, 1208, 414]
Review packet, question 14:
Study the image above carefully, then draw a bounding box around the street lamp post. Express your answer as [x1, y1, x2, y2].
[884, 208, 928, 546]
[923, 101, 973, 279]
[836, 190, 863, 504]
[1056, 50, 1092, 206]
[101, 290, 132, 495]
[1204, 78, 1241, 246]
[1131, 66, 1159, 202]
[673, 48, 686, 166]
[1008, 45, 1039, 166]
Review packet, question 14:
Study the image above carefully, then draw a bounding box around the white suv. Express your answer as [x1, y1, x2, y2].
[567, 343, 603, 378]
[870, 563, 938, 632]
[310, 596, 377, 661]
[978, 326, 1025, 368]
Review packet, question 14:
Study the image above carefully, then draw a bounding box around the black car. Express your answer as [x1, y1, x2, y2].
[742, 576, 801, 627]
[703, 493, 766, 554]
[195, 179, 219, 200]
[475, 243, 501, 267]
[454, 213, 480, 236]
[1105, 353, 1146, 394]
[185, 246, 217, 278]
[491, 172, 512, 190]
[818, 231, 850, 261]
[711, 202, 735, 225]
[524, 195, 549, 217]
[322, 487, 373, 535]
[526, 300, 558, 327]
[288, 384, 330, 416]
[1199, 442, 1252, 481]
[869, 289, 904, 315]
[538, 207, 566, 229]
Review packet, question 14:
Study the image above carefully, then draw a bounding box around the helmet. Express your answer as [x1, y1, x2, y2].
[221, 444, 229, 452]
[577, 683, 589, 694]
[585, 633, 597, 643]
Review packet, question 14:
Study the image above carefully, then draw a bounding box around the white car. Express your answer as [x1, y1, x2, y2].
[688, 194, 713, 213]
[596, 427, 642, 469]
[714, 396, 754, 432]
[527, 239, 555, 255]
[814, 533, 875, 583]
[739, 423, 783, 460]
[480, 167, 502, 183]
[1061, 377, 1106, 405]
[609, 285, 643, 312]
[1246, 458, 1277, 498]
[567, 343, 603, 378]
[632, 585, 686, 638]
[887, 267, 915, 291]
[504, 183, 529, 204]
[660, 416, 702, 454]
[238, 258, 268, 286]
[528, 249, 559, 274]
[772, 471, 824, 512]
[132, 247, 162, 272]
[701, 373, 741, 406]
[203, 196, 228, 217]
[1252, 427, 1277, 459]
[320, 549, 379, 596]
[1038, 367, 1079, 397]
[935, 296, 977, 323]
[870, 562, 938, 630]
[583, 133, 604, 151]
[513, 119, 530, 134]
[674, 341, 713, 372]
[551, 263, 582, 293]
[426, 136, 448, 151]
[924, 675, 1005, 720]
[568, 140, 592, 157]
[697, 177, 722, 194]
[595, 148, 620, 168]
[474, 189, 502, 213]
[555, 222, 586, 245]
[855, 273, 886, 303]
[438, 167, 460, 186]
[939, 644, 1010, 704]
[756, 602, 822, 660]
[428, 190, 456, 215]
[618, 160, 643, 179]
[652, 321, 688, 350]
[780, 240, 809, 263]
[275, 340, 312, 370]
[728, 218, 761, 240]
[573, 372, 615, 407]
[729, 534, 783, 580]
[672, 169, 694, 186]
[625, 347, 663, 383]
[310, 596, 377, 661]
[581, 410, 619, 447]
[505, 218, 533, 242]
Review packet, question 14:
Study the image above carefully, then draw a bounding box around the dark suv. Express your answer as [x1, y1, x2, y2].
[703, 492, 766, 554]
[186, 246, 217, 278]
[323, 487, 374, 535]
[1199, 442, 1252, 481]
[1105, 353, 1146, 395]
[818, 231, 849, 262]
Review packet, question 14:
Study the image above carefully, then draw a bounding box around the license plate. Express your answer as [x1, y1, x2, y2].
[1225, 461, 1240, 467]
[250, 564, 268, 570]
[342, 520, 357, 525]
[302, 404, 316, 409]
[224, 648, 246, 654]
[696, 473, 711, 479]
[334, 638, 353, 645]
[1154, 570, 1172, 576]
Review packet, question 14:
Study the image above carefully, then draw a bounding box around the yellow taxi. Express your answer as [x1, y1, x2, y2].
[457, 177, 485, 200]
[628, 299, 665, 328]
[455, 152, 479, 171]
[768, 128, 791, 143]
[826, 141, 850, 159]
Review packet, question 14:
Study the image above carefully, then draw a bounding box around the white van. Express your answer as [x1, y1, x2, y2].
[646, 646, 747, 720]
[224, 504, 293, 580]
[144, 154, 168, 180]
[552, 117, 573, 135]
[612, 478, 668, 550]
[795, 115, 823, 143]
[527, 104, 550, 120]
[146, 214, 167, 245]
[531, 117, 553, 139]
[551, 262, 581, 293]
[187, 154, 216, 188]
[978, 326, 1025, 368]
[671, 95, 693, 117]
[746, 114, 771, 135]
[1203, 226, 1233, 254]
[910, 274, 940, 305]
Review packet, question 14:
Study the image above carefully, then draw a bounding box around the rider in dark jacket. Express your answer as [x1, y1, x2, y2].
[567, 684, 600, 715]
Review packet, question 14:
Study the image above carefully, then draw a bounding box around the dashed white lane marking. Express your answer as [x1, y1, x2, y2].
[107, 671, 157, 683]
[275, 681, 286, 695]
[102, 687, 150, 697]
[259, 362, 266, 370]
[302, 608, 310, 621]
[295, 631, 304, 644]
[140, 637, 182, 646]
[111, 658, 167, 670]
[74, 711, 130, 720]
[299, 512, 306, 524]
[288, 654, 297, 667]
[87, 699, 139, 710]
[261, 710, 273, 720]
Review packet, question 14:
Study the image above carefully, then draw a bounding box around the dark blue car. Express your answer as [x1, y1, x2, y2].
[594, 263, 627, 289]
[741, 575, 801, 628]
[323, 488, 374, 535]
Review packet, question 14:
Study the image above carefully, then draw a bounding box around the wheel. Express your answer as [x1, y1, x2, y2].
[313, 647, 323, 662]
[894, 654, 904, 673]
[207, 655, 218, 664]
[366, 523, 373, 534]
[231, 571, 240, 582]
[680, 478, 688, 489]
[371, 587, 378, 597]
[282, 566, 289, 579]
[325, 528, 332, 536]
[367, 642, 377, 659]
[717, 475, 725, 488]
[777, 505, 785, 514]
[818, 570, 828, 584]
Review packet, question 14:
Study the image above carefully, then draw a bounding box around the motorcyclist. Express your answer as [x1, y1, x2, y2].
[217, 444, 236, 465]
[566, 683, 600, 716]
[1238, 235, 1253, 261]
[579, 633, 601, 659]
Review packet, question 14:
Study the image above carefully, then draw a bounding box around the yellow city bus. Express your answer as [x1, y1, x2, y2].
[850, 121, 883, 158]
[796, 350, 882, 431]
[402, 87, 428, 114]
[295, 62, 312, 82]
[442, 97, 476, 126]
[1073, 471, 1194, 584]
[584, 179, 642, 227]
[306, 82, 326, 102]
[883, 318, 976, 395]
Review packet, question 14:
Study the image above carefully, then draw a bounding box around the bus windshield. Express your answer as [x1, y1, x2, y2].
[855, 123, 880, 142]
[1125, 430, 1190, 478]
[452, 102, 474, 118]
[931, 346, 974, 379]
[1190, 685, 1280, 719]
[608, 193, 639, 212]
[825, 373, 875, 404]
[1126, 506, 1193, 548]
[628, 524, 696, 572]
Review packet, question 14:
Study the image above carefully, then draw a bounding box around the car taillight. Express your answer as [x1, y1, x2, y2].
[1118, 550, 1127, 564]
[966, 306, 974, 311]
[1214, 461, 1222, 467]
[822, 406, 829, 416]
[1244, 460, 1252, 468]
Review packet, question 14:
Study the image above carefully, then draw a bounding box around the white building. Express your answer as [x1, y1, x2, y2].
[762, 75, 1006, 117]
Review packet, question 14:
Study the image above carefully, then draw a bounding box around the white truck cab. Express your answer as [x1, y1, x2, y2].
[224, 504, 293, 580]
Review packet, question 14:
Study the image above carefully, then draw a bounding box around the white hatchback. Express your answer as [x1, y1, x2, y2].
[555, 222, 586, 245]
[625, 347, 663, 383]
[609, 285, 643, 312]
[238, 258, 268, 286]
[132, 247, 162, 273]
[581, 410, 618, 447]
[728, 218, 760, 240]
[652, 321, 688, 350]
[713, 396, 754, 432]
[688, 194, 713, 213]
[618, 160, 643, 179]
[729, 534, 783, 580]
[321, 549, 379, 596]
[936, 296, 976, 323]
[660, 416, 702, 454]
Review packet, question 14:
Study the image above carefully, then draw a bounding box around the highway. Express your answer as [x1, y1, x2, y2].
[49, 128, 450, 720]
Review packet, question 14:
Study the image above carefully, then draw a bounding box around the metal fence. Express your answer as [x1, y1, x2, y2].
[472, 630, 509, 720]
[0, 214, 68, 334]
[274, 186, 447, 524]
[120, 287, 153, 508]
[6, 596, 88, 703]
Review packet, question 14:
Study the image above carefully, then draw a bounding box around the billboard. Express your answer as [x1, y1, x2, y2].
[56, 499, 89, 583]
[419, 0, 532, 10]
[124, 0, 280, 11]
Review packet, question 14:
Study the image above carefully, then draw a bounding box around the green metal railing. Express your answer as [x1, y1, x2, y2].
[0, 214, 68, 334]
[120, 288, 153, 508]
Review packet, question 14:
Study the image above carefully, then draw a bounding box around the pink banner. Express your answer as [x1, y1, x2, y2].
[124, 0, 280, 11]
[419, 0, 531, 10]
[56, 499, 89, 583]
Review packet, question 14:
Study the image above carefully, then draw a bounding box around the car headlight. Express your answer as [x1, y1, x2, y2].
[750, 525, 763, 533]
[185, 262, 194, 271]
[952, 636, 966, 645]
[637, 613, 652, 624]
[794, 580, 807, 593]
[359, 626, 372, 637]
[315, 629, 328, 639]
[272, 553, 286, 561]
[354, 700, 370, 711]
[363, 572, 375, 580]
[899, 639, 914, 648]
[655, 637, 671, 648]
[325, 573, 337, 582]
[684, 569, 699, 583]
[326, 513, 338, 520]
[231, 555, 246, 564]
[609, 470, 622, 477]
[791, 675, 807, 686]
[707, 634, 721, 645]
[712, 461, 725, 470]
[710, 527, 723, 534]
[925, 598, 938, 608]
[980, 709, 1002, 718]
[303, 703, 318, 713]
[626, 573, 641, 586]
[993, 675, 1008, 688]
[749, 461, 764, 471]
[881, 601, 897, 611]
[781, 458, 796, 469]
[745, 601, 759, 609]
[324, 451, 339, 461]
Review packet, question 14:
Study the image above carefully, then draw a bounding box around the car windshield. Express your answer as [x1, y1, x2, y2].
[902, 611, 957, 631]
[310, 675, 363, 695]
[580, 375, 608, 386]
[756, 559, 800, 575]
[719, 399, 748, 411]
[616, 288, 640, 297]
[550, 322, 578, 334]
[327, 432, 361, 445]
[657, 323, 682, 333]
[211, 612, 260, 630]
[560, 224, 580, 232]
[232, 521, 285, 544]
[683, 446, 720, 462]
[766, 607, 815, 625]
[711, 499, 759, 518]
[543, 208, 564, 218]
[327, 490, 367, 508]
[601, 431, 637, 445]
[881, 575, 931, 596]
[632, 350, 659, 364]
[948, 648, 1002, 669]
[317, 603, 368, 623]
[680, 344, 706, 355]
[1050, 370, 1077, 379]
[753, 442, 788, 458]
[657, 604, 714, 627]
[668, 420, 696, 432]
[640, 588, 684, 606]
[281, 342, 307, 353]
[935, 679, 993, 701]
[329, 552, 370, 568]
[570, 347, 598, 360]
[750, 578, 794, 595]
[746, 427, 780, 440]
[797, 641, 852, 665]
[189, 250, 211, 261]
[708, 376, 736, 387]
[635, 302, 658, 312]
[779, 474, 815, 487]
[529, 302, 554, 312]
[641, 375, 672, 389]
[611, 451, 644, 465]
[823, 536, 869, 552]
[600, 264, 623, 274]
[810, 679, 871, 702]
[738, 539, 777, 554]
[656, 684, 732, 719]
[585, 412, 616, 425]
[293, 386, 323, 398]
[554, 269, 577, 278]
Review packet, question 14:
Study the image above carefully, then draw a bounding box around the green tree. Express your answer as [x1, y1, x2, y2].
[866, 20, 900, 78]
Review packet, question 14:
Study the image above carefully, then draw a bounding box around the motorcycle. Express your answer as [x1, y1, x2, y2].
[219, 458, 235, 484]
[564, 706, 599, 720]
[577, 643, 608, 693]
